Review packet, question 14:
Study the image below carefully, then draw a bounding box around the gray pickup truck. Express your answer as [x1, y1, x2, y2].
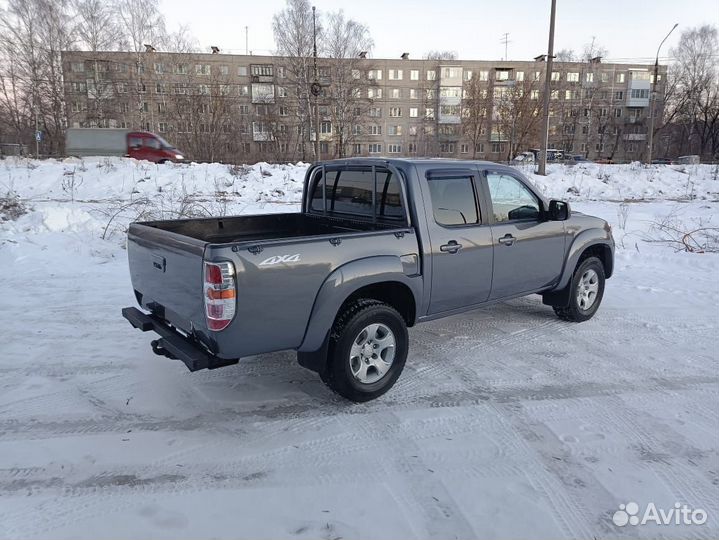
[123, 158, 614, 401]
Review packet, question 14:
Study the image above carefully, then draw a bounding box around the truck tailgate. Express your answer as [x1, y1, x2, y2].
[127, 223, 207, 336]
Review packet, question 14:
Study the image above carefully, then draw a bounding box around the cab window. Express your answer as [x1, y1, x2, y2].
[310, 168, 404, 222]
[486, 173, 540, 222]
[427, 176, 479, 226]
[143, 137, 161, 149]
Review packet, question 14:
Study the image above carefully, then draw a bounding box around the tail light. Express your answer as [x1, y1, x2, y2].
[204, 261, 236, 331]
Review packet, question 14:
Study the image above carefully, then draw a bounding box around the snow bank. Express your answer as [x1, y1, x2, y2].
[1, 156, 717, 204]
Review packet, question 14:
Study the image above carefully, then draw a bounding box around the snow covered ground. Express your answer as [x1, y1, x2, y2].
[0, 158, 717, 539]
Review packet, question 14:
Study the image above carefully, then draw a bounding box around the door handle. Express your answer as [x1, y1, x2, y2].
[440, 240, 462, 254]
[498, 234, 516, 246]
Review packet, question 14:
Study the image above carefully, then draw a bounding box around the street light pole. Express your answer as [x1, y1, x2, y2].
[538, 0, 556, 176]
[647, 23, 678, 165]
[312, 6, 320, 161]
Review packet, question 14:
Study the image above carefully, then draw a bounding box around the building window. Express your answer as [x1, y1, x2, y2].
[198, 84, 209, 95]
[277, 86, 287, 98]
[495, 70, 509, 81]
[478, 70, 489, 81]
[70, 62, 84, 73]
[279, 106, 288, 116]
[389, 107, 402, 117]
[630, 89, 650, 99]
[601, 72, 609, 82]
[368, 69, 382, 80]
[368, 87, 382, 99]
[239, 104, 249, 115]
[158, 122, 167, 133]
[460, 143, 469, 154]
[195, 64, 210, 75]
[320, 121, 332, 134]
[71, 82, 87, 93]
[425, 107, 435, 118]
[388, 144, 401, 153]
[530, 90, 539, 99]
[409, 107, 418, 118]
[550, 90, 559, 100]
[439, 87, 461, 98]
[368, 143, 382, 153]
[440, 143, 455, 153]
[567, 72, 579, 82]
[388, 69, 403, 80]
[277, 66, 286, 78]
[615, 108, 622, 118]
[515, 71, 524, 82]
[441, 67, 461, 78]
[251, 65, 273, 76]
[391, 88, 401, 98]
[369, 107, 382, 118]
[410, 69, 419, 81]
[463, 70, 473, 81]
[408, 143, 417, 153]
[616, 73, 625, 83]
[369, 125, 382, 135]
[238, 66, 248, 76]
[388, 125, 402, 136]
[491, 142, 505, 153]
[615, 91, 624, 100]
[426, 70, 436, 80]
[586, 72, 594, 83]
[219, 65, 228, 75]
[551, 71, 560, 81]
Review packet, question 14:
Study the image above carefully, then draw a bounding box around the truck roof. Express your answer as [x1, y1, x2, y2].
[317, 157, 502, 168]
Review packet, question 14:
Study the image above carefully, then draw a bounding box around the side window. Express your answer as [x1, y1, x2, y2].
[310, 168, 404, 221]
[144, 137, 161, 149]
[427, 176, 479, 226]
[486, 173, 540, 222]
[128, 136, 142, 148]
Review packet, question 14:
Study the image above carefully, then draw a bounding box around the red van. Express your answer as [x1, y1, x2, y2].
[65, 128, 186, 163]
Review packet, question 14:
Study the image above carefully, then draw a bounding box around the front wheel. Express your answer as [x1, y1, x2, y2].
[553, 256, 606, 322]
[324, 299, 408, 402]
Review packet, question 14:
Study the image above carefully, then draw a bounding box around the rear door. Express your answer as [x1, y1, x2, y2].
[424, 168, 494, 314]
[480, 169, 566, 299]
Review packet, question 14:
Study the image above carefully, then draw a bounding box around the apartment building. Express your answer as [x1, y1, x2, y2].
[61, 49, 667, 163]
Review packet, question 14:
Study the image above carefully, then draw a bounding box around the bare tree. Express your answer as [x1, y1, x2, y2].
[424, 50, 458, 61]
[493, 78, 543, 161]
[73, 0, 122, 51]
[461, 75, 491, 158]
[323, 10, 374, 157]
[272, 0, 318, 160]
[665, 25, 719, 159]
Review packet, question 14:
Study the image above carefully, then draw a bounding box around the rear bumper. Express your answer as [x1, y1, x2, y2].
[122, 307, 239, 372]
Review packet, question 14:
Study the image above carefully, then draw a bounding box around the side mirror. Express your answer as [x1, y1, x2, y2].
[548, 199, 570, 221]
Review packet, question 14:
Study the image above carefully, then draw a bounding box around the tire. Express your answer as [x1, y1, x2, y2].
[324, 299, 408, 402]
[553, 256, 605, 322]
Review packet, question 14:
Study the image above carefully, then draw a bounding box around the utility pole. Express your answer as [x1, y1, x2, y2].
[500, 33, 510, 61]
[647, 23, 678, 165]
[538, 0, 556, 176]
[312, 6, 320, 161]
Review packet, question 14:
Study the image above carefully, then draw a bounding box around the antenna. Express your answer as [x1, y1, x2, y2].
[500, 32, 511, 61]
[245, 26, 248, 55]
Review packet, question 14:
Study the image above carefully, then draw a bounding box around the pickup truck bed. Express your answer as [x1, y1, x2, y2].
[141, 212, 398, 244]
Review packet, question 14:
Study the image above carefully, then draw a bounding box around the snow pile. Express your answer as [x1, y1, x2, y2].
[1, 157, 717, 206]
[0, 157, 307, 203]
[521, 161, 719, 201]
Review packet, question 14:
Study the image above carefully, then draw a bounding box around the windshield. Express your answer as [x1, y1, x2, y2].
[155, 135, 175, 149]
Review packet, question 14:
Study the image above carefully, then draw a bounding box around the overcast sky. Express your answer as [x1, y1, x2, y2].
[163, 0, 717, 63]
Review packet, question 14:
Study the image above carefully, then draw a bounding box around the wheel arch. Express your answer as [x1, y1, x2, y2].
[298, 256, 421, 354]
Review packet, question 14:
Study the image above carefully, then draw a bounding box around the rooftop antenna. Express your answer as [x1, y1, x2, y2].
[500, 33, 511, 61]
[245, 26, 248, 55]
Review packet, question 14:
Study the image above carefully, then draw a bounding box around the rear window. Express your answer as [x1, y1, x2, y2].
[310, 168, 405, 221]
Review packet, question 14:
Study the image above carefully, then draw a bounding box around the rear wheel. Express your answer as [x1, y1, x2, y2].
[324, 299, 408, 402]
[553, 256, 605, 322]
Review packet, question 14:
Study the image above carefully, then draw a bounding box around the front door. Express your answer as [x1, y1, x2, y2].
[481, 170, 567, 300]
[425, 169, 494, 314]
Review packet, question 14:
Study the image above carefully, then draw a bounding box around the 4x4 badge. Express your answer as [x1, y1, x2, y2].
[259, 254, 301, 266]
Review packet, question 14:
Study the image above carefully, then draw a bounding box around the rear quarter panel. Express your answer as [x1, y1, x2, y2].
[206, 230, 420, 358]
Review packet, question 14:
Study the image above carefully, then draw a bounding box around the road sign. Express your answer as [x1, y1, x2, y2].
[35, 131, 43, 142]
